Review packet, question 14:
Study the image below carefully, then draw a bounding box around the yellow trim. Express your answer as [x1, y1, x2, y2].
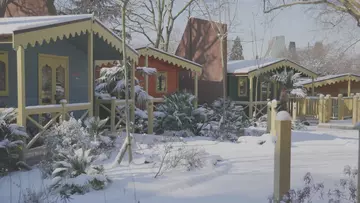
[12, 18, 138, 62]
[248, 60, 318, 78]
[88, 18, 94, 117]
[13, 20, 91, 49]
[94, 60, 120, 67]
[38, 54, 69, 105]
[0, 51, 9, 96]
[155, 71, 167, 93]
[303, 75, 360, 89]
[93, 22, 138, 62]
[237, 76, 248, 97]
[137, 47, 202, 73]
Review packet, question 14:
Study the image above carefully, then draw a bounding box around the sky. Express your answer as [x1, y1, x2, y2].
[130, 0, 360, 60]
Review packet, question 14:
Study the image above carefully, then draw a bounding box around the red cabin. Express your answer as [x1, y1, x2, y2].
[136, 47, 202, 99]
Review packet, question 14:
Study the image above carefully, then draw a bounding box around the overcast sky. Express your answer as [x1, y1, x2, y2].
[131, 0, 360, 60]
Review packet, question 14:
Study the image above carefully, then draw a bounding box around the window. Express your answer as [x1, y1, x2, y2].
[156, 72, 167, 93]
[237, 77, 247, 97]
[0, 51, 8, 96]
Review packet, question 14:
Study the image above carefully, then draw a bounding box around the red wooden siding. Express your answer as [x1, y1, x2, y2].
[137, 55, 180, 98]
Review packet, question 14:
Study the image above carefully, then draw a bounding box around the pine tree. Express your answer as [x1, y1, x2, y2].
[229, 36, 244, 60]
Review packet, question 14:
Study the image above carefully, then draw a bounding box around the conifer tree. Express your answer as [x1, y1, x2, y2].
[229, 36, 244, 60]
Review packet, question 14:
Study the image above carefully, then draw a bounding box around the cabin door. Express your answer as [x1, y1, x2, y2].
[38, 54, 69, 106]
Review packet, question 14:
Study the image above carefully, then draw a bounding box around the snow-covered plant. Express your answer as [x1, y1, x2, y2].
[155, 91, 196, 133]
[84, 117, 108, 141]
[95, 63, 153, 107]
[271, 69, 302, 90]
[50, 148, 110, 196]
[0, 108, 28, 171]
[197, 98, 250, 141]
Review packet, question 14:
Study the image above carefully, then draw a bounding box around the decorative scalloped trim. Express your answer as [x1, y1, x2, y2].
[303, 75, 360, 88]
[138, 48, 202, 73]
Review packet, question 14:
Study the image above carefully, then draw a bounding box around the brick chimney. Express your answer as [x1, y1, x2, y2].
[288, 41, 298, 62]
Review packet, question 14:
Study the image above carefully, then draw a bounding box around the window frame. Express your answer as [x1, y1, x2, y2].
[155, 71, 168, 93]
[237, 77, 248, 97]
[0, 51, 9, 96]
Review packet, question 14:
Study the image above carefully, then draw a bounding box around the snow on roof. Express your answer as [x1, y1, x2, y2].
[227, 58, 284, 74]
[0, 14, 92, 35]
[296, 73, 360, 86]
[136, 46, 202, 67]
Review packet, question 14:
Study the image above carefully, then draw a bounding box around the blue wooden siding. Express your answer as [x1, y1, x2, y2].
[0, 35, 88, 108]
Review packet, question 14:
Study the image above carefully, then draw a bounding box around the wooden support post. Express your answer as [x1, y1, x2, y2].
[292, 102, 297, 121]
[266, 100, 271, 133]
[357, 94, 360, 123]
[274, 82, 278, 100]
[16, 46, 26, 127]
[266, 82, 270, 99]
[130, 60, 135, 125]
[145, 48, 149, 93]
[110, 97, 116, 132]
[348, 75, 351, 97]
[353, 94, 358, 125]
[249, 76, 254, 118]
[147, 100, 154, 134]
[311, 77, 315, 96]
[95, 98, 100, 117]
[326, 94, 332, 122]
[270, 99, 277, 136]
[338, 94, 344, 120]
[319, 94, 325, 123]
[88, 25, 94, 117]
[274, 111, 292, 203]
[194, 72, 198, 108]
[60, 99, 67, 122]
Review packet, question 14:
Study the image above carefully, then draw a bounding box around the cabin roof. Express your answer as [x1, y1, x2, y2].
[136, 46, 202, 73]
[0, 14, 138, 61]
[296, 73, 360, 88]
[227, 58, 317, 78]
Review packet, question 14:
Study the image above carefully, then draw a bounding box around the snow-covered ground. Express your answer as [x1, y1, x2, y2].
[0, 127, 358, 203]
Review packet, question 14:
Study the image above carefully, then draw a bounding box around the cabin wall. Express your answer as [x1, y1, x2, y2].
[311, 81, 360, 97]
[0, 38, 88, 108]
[137, 56, 179, 98]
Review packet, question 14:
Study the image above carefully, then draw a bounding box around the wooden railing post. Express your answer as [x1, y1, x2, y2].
[318, 94, 325, 123]
[353, 94, 359, 125]
[270, 100, 277, 136]
[147, 100, 154, 134]
[274, 111, 292, 202]
[326, 94, 332, 122]
[338, 94, 344, 120]
[292, 102, 297, 121]
[110, 97, 116, 132]
[302, 98, 307, 116]
[60, 99, 67, 122]
[266, 100, 271, 133]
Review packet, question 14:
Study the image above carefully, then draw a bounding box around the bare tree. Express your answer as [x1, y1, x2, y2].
[1, 0, 56, 17]
[297, 41, 354, 75]
[263, 0, 360, 27]
[125, 0, 196, 52]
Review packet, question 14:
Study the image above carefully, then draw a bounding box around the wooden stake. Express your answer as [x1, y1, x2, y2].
[274, 111, 292, 202]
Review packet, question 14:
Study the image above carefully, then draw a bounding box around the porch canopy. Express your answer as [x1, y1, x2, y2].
[0, 14, 139, 126]
[296, 73, 360, 96]
[227, 58, 318, 117]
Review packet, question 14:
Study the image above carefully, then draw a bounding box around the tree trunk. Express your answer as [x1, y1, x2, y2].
[0, 0, 10, 17]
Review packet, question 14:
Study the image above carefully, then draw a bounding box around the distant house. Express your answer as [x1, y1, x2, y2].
[175, 17, 227, 104]
[3, 0, 56, 17]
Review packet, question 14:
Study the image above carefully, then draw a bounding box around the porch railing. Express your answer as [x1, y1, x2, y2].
[94, 97, 134, 132]
[26, 100, 91, 149]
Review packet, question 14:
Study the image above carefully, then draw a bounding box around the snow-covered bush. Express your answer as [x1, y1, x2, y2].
[152, 137, 206, 178]
[50, 148, 111, 196]
[0, 108, 28, 171]
[268, 165, 358, 202]
[154, 91, 197, 134]
[197, 98, 250, 141]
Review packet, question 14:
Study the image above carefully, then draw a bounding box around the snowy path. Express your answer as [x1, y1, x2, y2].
[0, 128, 358, 203]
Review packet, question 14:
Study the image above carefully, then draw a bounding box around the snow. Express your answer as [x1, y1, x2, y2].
[290, 88, 307, 97]
[0, 14, 92, 34]
[227, 58, 283, 74]
[1, 128, 359, 203]
[137, 67, 157, 75]
[295, 73, 360, 86]
[276, 111, 292, 121]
